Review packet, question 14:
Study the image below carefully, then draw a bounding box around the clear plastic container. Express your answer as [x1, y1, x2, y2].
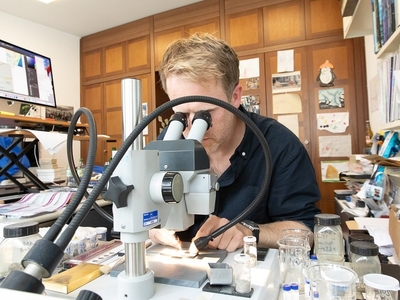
[0, 221, 42, 277]
[350, 241, 381, 285]
[364, 273, 400, 300]
[314, 214, 344, 264]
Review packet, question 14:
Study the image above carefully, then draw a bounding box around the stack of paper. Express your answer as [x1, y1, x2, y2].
[36, 158, 66, 182]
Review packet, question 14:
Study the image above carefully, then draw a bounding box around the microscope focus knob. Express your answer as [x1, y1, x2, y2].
[161, 172, 184, 203]
[102, 176, 134, 208]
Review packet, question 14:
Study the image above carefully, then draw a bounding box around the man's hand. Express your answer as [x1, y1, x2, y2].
[193, 215, 248, 252]
[149, 228, 181, 249]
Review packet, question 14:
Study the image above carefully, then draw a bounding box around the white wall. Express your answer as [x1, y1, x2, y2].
[364, 34, 381, 134]
[0, 11, 81, 169]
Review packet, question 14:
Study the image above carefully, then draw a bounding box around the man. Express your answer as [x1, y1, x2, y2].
[150, 33, 321, 252]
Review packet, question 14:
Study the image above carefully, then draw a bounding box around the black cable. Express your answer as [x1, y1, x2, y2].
[63, 95, 271, 251]
[42, 107, 98, 246]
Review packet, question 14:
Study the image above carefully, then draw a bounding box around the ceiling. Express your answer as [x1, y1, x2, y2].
[0, 0, 203, 37]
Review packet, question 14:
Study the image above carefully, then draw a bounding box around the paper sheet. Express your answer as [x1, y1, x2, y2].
[354, 217, 392, 247]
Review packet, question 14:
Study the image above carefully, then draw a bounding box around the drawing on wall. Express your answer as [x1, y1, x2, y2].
[272, 71, 301, 94]
[317, 112, 349, 133]
[318, 88, 344, 109]
[317, 60, 336, 87]
[321, 160, 349, 182]
[273, 93, 302, 114]
[241, 95, 260, 114]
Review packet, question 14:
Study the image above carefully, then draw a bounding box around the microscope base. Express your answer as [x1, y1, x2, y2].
[117, 269, 155, 300]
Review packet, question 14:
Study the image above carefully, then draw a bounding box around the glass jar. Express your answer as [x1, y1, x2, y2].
[347, 233, 374, 262]
[0, 221, 42, 277]
[243, 236, 257, 267]
[234, 253, 251, 294]
[350, 241, 381, 285]
[314, 214, 344, 264]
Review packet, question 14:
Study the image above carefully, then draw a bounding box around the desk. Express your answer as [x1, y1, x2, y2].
[0, 247, 281, 300]
[0, 199, 112, 238]
[0, 115, 110, 194]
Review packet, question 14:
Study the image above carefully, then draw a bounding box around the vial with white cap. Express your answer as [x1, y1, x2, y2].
[234, 253, 251, 294]
[243, 235, 257, 267]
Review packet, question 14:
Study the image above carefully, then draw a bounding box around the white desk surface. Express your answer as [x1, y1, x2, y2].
[0, 248, 281, 300]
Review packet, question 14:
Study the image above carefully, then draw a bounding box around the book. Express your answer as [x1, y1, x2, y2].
[43, 263, 102, 294]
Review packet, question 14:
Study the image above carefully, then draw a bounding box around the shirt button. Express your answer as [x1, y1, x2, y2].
[242, 152, 246, 156]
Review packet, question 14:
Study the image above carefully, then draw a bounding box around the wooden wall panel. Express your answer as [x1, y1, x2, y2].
[104, 43, 126, 76]
[185, 18, 220, 37]
[127, 36, 151, 71]
[225, 9, 264, 50]
[82, 84, 103, 111]
[305, 0, 343, 39]
[104, 80, 122, 109]
[106, 110, 123, 136]
[82, 49, 102, 81]
[263, 0, 305, 45]
[154, 28, 185, 68]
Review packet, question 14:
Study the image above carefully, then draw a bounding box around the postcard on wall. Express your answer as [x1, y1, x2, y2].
[318, 88, 344, 109]
[277, 114, 299, 137]
[319, 135, 352, 157]
[321, 160, 349, 182]
[277, 49, 294, 73]
[317, 112, 349, 133]
[272, 71, 301, 94]
[272, 93, 302, 114]
[241, 95, 260, 114]
[239, 58, 260, 79]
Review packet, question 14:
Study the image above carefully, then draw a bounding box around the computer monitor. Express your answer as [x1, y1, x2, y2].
[0, 39, 57, 108]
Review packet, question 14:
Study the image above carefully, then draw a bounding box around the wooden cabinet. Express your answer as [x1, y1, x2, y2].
[80, 0, 369, 214]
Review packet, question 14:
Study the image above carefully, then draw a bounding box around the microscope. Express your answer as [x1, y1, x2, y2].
[103, 79, 219, 300]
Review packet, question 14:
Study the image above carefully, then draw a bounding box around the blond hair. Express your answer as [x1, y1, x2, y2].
[159, 33, 239, 100]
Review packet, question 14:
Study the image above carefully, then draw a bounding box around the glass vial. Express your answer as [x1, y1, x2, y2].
[282, 283, 291, 300]
[0, 221, 42, 277]
[234, 253, 251, 294]
[243, 236, 257, 267]
[350, 241, 381, 284]
[314, 214, 344, 264]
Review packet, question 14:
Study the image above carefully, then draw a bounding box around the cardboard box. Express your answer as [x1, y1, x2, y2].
[389, 204, 400, 257]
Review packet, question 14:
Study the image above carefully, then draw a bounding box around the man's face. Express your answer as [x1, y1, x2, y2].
[166, 75, 242, 155]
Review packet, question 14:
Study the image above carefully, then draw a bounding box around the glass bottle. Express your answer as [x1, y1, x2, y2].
[234, 253, 251, 294]
[77, 158, 85, 177]
[314, 214, 344, 264]
[365, 120, 373, 147]
[350, 241, 381, 285]
[0, 221, 42, 277]
[66, 166, 77, 187]
[243, 236, 257, 267]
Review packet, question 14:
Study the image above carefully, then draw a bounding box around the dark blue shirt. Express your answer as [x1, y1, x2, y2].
[159, 106, 321, 242]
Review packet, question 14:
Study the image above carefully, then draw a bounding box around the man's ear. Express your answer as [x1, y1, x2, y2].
[231, 85, 243, 108]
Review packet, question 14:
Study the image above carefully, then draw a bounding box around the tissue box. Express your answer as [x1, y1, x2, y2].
[389, 205, 400, 257]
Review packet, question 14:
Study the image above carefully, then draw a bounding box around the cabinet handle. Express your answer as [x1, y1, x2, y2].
[304, 140, 310, 145]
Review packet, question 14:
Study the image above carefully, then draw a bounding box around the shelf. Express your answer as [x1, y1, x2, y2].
[376, 27, 400, 58]
[381, 119, 400, 131]
[342, 0, 373, 39]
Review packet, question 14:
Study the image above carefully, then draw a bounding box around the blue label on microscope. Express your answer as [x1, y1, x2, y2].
[143, 210, 158, 227]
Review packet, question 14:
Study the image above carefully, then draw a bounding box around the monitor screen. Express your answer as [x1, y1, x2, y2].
[0, 39, 57, 108]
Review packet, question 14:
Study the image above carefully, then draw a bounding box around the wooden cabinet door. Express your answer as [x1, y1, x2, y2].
[225, 8, 264, 51]
[126, 36, 151, 72]
[82, 49, 102, 81]
[306, 39, 367, 213]
[154, 27, 185, 68]
[104, 42, 126, 77]
[264, 47, 313, 158]
[81, 83, 106, 166]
